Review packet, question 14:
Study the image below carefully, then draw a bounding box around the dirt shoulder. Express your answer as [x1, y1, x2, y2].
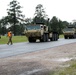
[0, 43, 76, 75]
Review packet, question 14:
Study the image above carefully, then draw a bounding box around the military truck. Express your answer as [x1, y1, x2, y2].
[24, 24, 59, 42]
[63, 25, 76, 39]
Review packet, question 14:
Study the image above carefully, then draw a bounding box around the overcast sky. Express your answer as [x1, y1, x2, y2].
[0, 0, 76, 22]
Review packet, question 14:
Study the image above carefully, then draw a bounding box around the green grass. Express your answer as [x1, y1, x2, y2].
[59, 34, 64, 38]
[0, 34, 64, 44]
[49, 60, 76, 75]
[0, 36, 28, 44]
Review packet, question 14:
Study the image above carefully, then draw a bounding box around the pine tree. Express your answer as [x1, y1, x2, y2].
[7, 0, 24, 35]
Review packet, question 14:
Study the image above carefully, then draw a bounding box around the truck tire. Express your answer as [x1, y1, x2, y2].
[40, 34, 49, 42]
[45, 34, 48, 42]
[55, 34, 58, 41]
[28, 37, 32, 42]
[51, 34, 54, 41]
[41, 34, 48, 42]
[64, 35, 68, 39]
[28, 37, 36, 42]
[40, 39, 43, 42]
[52, 34, 57, 41]
[69, 36, 72, 39]
[54, 34, 57, 41]
[43, 34, 46, 42]
[73, 34, 76, 38]
[32, 39, 36, 42]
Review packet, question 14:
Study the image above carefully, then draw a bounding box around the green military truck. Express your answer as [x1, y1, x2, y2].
[23, 24, 59, 42]
[63, 25, 76, 39]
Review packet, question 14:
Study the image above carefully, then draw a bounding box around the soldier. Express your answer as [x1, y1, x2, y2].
[7, 30, 13, 45]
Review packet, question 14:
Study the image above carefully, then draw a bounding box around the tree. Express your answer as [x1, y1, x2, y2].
[0, 17, 7, 35]
[62, 21, 69, 28]
[34, 4, 47, 18]
[50, 16, 59, 32]
[7, 0, 25, 35]
[0, 20, 2, 34]
[32, 4, 47, 24]
[50, 16, 67, 34]
[58, 19, 63, 34]
[25, 18, 32, 25]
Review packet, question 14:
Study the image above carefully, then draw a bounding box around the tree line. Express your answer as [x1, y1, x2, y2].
[0, 0, 75, 35]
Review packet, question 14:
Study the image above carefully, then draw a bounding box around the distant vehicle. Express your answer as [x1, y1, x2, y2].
[63, 25, 76, 39]
[23, 24, 59, 42]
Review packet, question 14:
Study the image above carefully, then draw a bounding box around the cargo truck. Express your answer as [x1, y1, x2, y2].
[63, 25, 76, 39]
[24, 24, 59, 42]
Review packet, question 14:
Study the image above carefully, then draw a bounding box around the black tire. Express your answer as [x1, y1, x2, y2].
[28, 37, 33, 42]
[40, 39, 43, 42]
[69, 36, 72, 39]
[54, 34, 57, 41]
[28, 37, 36, 42]
[51, 33, 59, 41]
[64, 35, 68, 39]
[73, 34, 76, 38]
[32, 39, 36, 42]
[45, 34, 49, 42]
[41, 33, 49, 42]
[55, 34, 58, 41]
[43, 34, 46, 42]
[51, 34, 54, 41]
[52, 34, 57, 41]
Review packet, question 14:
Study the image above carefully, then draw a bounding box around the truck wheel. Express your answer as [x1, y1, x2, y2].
[64, 36, 68, 39]
[33, 39, 36, 42]
[55, 34, 58, 41]
[52, 34, 56, 41]
[69, 36, 72, 39]
[41, 34, 49, 42]
[73, 34, 76, 38]
[40, 39, 43, 42]
[54, 34, 57, 41]
[45, 34, 48, 42]
[51, 34, 54, 41]
[43, 34, 49, 42]
[28, 37, 33, 42]
[43, 34, 46, 42]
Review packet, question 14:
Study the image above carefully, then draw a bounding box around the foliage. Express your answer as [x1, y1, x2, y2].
[59, 34, 64, 38]
[7, 0, 25, 35]
[58, 20, 64, 34]
[34, 4, 47, 18]
[62, 21, 69, 28]
[0, 3, 73, 35]
[32, 4, 47, 24]
[50, 16, 59, 33]
[32, 16, 46, 24]
[25, 18, 32, 25]
[0, 17, 8, 35]
[9, 24, 25, 35]
[49, 16, 68, 34]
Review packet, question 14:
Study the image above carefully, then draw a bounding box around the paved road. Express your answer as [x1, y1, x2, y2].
[0, 38, 76, 58]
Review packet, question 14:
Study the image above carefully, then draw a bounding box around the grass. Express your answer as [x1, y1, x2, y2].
[59, 34, 64, 38]
[49, 60, 76, 75]
[0, 36, 28, 44]
[0, 34, 64, 44]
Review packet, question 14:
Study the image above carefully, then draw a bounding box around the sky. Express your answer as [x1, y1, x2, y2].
[0, 0, 76, 22]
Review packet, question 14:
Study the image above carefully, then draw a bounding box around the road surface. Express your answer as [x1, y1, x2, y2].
[0, 38, 76, 58]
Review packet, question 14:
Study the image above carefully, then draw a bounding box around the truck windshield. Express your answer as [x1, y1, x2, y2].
[63, 28, 74, 31]
[26, 25, 40, 30]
